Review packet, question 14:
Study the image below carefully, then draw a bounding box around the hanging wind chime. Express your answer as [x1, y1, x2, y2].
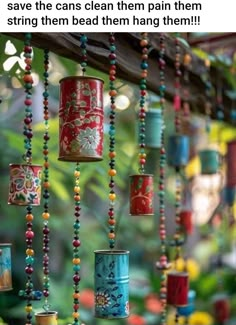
[34, 49, 58, 325]
[94, 32, 129, 320]
[155, 33, 171, 325]
[166, 36, 189, 317]
[57, 34, 104, 325]
[129, 32, 154, 216]
[8, 33, 43, 325]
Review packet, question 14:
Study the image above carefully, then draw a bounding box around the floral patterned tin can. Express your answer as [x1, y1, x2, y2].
[35, 311, 58, 325]
[167, 271, 189, 306]
[58, 76, 104, 162]
[94, 250, 129, 319]
[8, 164, 42, 206]
[130, 174, 154, 215]
[0, 243, 12, 291]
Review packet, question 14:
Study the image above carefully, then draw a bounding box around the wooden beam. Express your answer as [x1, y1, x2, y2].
[3, 32, 234, 124]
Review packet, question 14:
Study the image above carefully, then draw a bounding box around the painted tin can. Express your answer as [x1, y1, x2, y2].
[144, 109, 162, 148]
[212, 293, 230, 323]
[167, 135, 189, 168]
[94, 250, 129, 319]
[35, 311, 58, 325]
[167, 271, 189, 306]
[0, 244, 12, 291]
[224, 186, 235, 206]
[8, 164, 42, 206]
[199, 149, 219, 175]
[179, 210, 193, 234]
[130, 174, 154, 215]
[226, 140, 236, 186]
[177, 290, 196, 316]
[58, 76, 104, 162]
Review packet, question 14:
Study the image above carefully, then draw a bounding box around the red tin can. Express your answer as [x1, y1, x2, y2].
[212, 293, 230, 323]
[179, 210, 193, 234]
[130, 174, 154, 215]
[226, 140, 236, 186]
[58, 76, 104, 162]
[8, 164, 42, 206]
[167, 272, 189, 306]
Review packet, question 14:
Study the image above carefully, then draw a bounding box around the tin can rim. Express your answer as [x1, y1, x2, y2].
[59, 75, 104, 84]
[9, 163, 42, 168]
[35, 311, 58, 316]
[168, 271, 188, 276]
[0, 243, 12, 246]
[129, 174, 153, 177]
[94, 249, 129, 255]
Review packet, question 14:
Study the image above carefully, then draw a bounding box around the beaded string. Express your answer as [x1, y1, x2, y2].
[21, 33, 36, 325]
[41, 49, 51, 310]
[216, 77, 224, 121]
[72, 163, 81, 325]
[155, 33, 169, 325]
[204, 58, 212, 134]
[107, 33, 117, 249]
[79, 34, 88, 76]
[182, 53, 192, 123]
[138, 32, 149, 174]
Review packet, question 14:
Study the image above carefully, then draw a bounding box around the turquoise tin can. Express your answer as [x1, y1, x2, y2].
[144, 109, 163, 148]
[177, 290, 196, 316]
[224, 187, 235, 206]
[94, 250, 129, 319]
[167, 135, 190, 168]
[199, 149, 219, 174]
[0, 243, 12, 291]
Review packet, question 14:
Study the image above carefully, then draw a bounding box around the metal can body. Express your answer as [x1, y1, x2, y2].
[199, 149, 219, 174]
[226, 140, 236, 186]
[0, 244, 12, 291]
[179, 210, 193, 234]
[167, 135, 190, 168]
[212, 293, 230, 323]
[167, 272, 189, 306]
[224, 186, 235, 206]
[35, 311, 58, 325]
[58, 76, 104, 162]
[130, 174, 154, 216]
[8, 164, 42, 206]
[94, 250, 129, 319]
[144, 109, 162, 148]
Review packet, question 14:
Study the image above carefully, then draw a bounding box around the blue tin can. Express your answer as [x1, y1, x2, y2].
[177, 290, 196, 316]
[94, 250, 129, 319]
[199, 149, 219, 174]
[167, 135, 190, 167]
[0, 243, 12, 291]
[224, 186, 235, 206]
[144, 109, 163, 148]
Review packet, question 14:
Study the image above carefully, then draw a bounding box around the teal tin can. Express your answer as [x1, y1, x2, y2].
[199, 149, 219, 174]
[167, 135, 190, 168]
[0, 243, 12, 291]
[94, 250, 129, 319]
[144, 109, 163, 148]
[177, 290, 196, 317]
[224, 186, 235, 206]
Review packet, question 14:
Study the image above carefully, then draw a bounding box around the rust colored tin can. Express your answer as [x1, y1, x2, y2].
[212, 293, 230, 323]
[179, 210, 193, 234]
[167, 271, 189, 306]
[35, 311, 58, 325]
[8, 164, 42, 206]
[130, 174, 154, 215]
[0, 243, 12, 291]
[58, 76, 104, 162]
[226, 140, 236, 186]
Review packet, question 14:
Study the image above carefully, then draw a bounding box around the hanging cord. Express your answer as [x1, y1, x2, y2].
[41, 49, 51, 311]
[79, 34, 88, 76]
[155, 33, 170, 325]
[19, 32, 37, 325]
[204, 58, 213, 134]
[107, 33, 118, 249]
[138, 32, 149, 174]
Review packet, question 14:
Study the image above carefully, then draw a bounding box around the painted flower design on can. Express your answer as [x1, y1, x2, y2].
[95, 292, 111, 308]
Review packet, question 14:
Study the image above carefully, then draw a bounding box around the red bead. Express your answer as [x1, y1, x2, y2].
[25, 230, 34, 239]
